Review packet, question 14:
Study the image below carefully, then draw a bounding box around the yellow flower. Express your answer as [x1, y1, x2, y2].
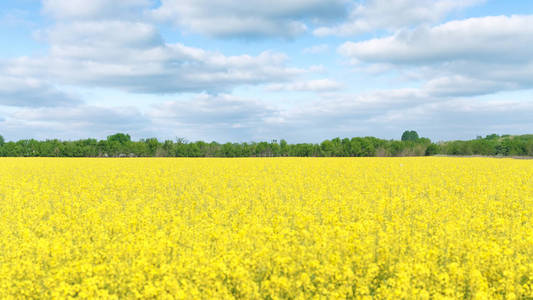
[0, 157, 531, 298]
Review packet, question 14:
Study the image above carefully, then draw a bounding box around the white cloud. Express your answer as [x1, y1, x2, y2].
[367, 98, 533, 140]
[4, 20, 302, 94]
[266, 79, 343, 92]
[0, 0, 308, 98]
[42, 0, 151, 20]
[2, 87, 532, 142]
[268, 91, 533, 142]
[151, 0, 348, 38]
[1, 105, 151, 140]
[314, 0, 483, 36]
[2, 0, 530, 142]
[423, 76, 517, 97]
[149, 93, 277, 142]
[151, 94, 272, 123]
[284, 89, 427, 123]
[339, 15, 533, 97]
[339, 15, 533, 64]
[0, 75, 81, 107]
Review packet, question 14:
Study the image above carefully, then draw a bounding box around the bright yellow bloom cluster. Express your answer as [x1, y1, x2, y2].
[0, 157, 532, 299]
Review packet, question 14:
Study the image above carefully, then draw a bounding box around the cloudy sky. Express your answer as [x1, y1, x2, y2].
[0, 0, 532, 142]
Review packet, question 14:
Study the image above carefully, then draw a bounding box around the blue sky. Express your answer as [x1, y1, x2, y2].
[0, 0, 532, 142]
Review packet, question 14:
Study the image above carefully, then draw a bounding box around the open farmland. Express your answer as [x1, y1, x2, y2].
[0, 158, 532, 299]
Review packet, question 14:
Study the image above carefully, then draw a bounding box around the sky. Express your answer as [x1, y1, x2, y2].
[0, 0, 532, 143]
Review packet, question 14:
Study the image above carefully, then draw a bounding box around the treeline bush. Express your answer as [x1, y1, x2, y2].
[0, 132, 531, 157]
[437, 134, 533, 156]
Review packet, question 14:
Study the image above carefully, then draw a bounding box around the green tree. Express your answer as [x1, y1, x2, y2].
[1, 132, 532, 158]
[389, 141, 404, 156]
[270, 140, 281, 157]
[320, 140, 333, 156]
[144, 138, 159, 156]
[280, 139, 288, 156]
[331, 137, 344, 156]
[401, 130, 419, 142]
[359, 138, 375, 156]
[160, 140, 174, 157]
[188, 142, 202, 157]
[255, 141, 270, 157]
[221, 143, 236, 157]
[107, 133, 131, 144]
[425, 144, 439, 156]
[349, 138, 363, 156]
[174, 138, 188, 157]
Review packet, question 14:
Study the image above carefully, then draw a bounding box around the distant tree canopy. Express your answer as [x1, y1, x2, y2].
[437, 134, 533, 156]
[107, 133, 131, 144]
[401, 130, 419, 142]
[0, 132, 531, 157]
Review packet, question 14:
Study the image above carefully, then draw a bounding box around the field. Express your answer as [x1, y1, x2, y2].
[0, 158, 532, 299]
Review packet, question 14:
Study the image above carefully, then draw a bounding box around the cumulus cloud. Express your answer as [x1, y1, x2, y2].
[42, 0, 151, 20]
[315, 0, 482, 36]
[0, 0, 308, 97]
[283, 89, 427, 125]
[145, 89, 433, 142]
[339, 15, 533, 97]
[2, 0, 530, 143]
[0, 75, 81, 107]
[266, 79, 343, 92]
[149, 93, 277, 141]
[45, 20, 163, 51]
[422, 76, 517, 97]
[150, 0, 348, 38]
[368, 98, 533, 140]
[2, 87, 532, 142]
[1, 105, 151, 140]
[266, 91, 533, 142]
[4, 20, 301, 94]
[339, 15, 533, 64]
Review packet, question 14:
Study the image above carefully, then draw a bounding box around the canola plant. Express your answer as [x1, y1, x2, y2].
[0, 157, 532, 299]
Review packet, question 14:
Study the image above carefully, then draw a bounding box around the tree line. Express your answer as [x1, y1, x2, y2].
[0, 132, 531, 157]
[437, 134, 533, 157]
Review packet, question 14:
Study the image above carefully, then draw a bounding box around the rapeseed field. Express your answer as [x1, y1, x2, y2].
[0, 157, 532, 299]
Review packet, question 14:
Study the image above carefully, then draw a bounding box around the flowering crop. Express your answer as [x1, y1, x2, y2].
[0, 157, 532, 299]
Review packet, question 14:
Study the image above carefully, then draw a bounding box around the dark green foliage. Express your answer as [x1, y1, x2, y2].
[0, 132, 531, 157]
[425, 144, 439, 156]
[279, 139, 288, 156]
[438, 135, 533, 157]
[107, 133, 131, 144]
[401, 130, 419, 142]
